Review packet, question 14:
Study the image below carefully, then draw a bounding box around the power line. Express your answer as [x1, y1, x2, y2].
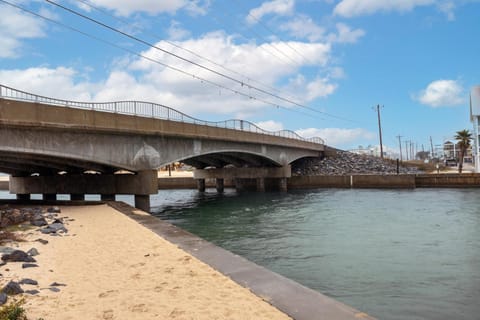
[73, 0, 286, 98]
[213, 1, 303, 68]
[231, 0, 314, 66]
[45, 0, 354, 122]
[0, 0, 317, 119]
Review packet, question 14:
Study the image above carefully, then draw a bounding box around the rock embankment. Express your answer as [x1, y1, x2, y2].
[0, 206, 69, 307]
[293, 151, 421, 176]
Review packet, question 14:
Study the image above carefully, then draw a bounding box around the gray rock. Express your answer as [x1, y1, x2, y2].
[0, 292, 7, 305]
[48, 287, 61, 292]
[35, 238, 49, 245]
[1, 250, 36, 263]
[25, 289, 40, 295]
[2, 281, 24, 295]
[31, 216, 48, 227]
[22, 263, 39, 269]
[50, 282, 66, 287]
[0, 246, 15, 255]
[40, 222, 68, 234]
[47, 207, 61, 213]
[27, 248, 39, 256]
[19, 278, 38, 286]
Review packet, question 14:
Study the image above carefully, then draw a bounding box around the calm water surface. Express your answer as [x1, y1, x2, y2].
[1, 188, 479, 319]
[151, 188, 480, 320]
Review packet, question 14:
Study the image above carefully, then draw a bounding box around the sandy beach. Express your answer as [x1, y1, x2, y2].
[1, 204, 291, 320]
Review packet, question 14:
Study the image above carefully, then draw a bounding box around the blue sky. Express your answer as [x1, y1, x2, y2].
[0, 0, 479, 154]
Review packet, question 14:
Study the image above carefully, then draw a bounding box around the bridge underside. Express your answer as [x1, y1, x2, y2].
[0, 99, 324, 210]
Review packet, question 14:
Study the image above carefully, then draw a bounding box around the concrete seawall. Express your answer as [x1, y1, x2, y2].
[3, 174, 480, 192]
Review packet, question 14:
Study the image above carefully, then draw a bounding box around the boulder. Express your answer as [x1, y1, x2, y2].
[0, 292, 6, 305]
[1, 250, 36, 263]
[2, 281, 24, 295]
[19, 278, 38, 286]
[27, 248, 39, 256]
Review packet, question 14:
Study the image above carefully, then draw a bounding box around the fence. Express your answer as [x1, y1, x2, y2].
[0, 84, 325, 145]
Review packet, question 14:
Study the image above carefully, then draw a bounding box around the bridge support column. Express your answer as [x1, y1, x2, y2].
[71, 194, 85, 201]
[16, 194, 30, 201]
[216, 178, 224, 193]
[197, 179, 206, 192]
[134, 195, 150, 212]
[278, 178, 288, 192]
[256, 178, 265, 192]
[9, 170, 158, 211]
[234, 179, 245, 192]
[101, 194, 115, 201]
[43, 194, 56, 201]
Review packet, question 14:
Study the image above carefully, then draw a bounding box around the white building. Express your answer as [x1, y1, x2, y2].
[470, 86, 480, 172]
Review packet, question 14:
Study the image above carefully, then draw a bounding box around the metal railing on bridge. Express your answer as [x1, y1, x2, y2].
[0, 84, 325, 145]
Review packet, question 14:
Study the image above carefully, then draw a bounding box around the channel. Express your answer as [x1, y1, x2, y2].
[150, 188, 480, 320]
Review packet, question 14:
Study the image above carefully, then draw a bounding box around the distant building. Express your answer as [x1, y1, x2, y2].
[443, 140, 457, 159]
[470, 86, 480, 172]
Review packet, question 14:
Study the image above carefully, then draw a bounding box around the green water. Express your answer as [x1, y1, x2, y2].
[152, 188, 480, 320]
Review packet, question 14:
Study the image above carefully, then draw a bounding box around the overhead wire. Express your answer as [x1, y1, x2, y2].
[0, 0, 318, 119]
[232, 0, 316, 66]
[213, 1, 303, 68]
[45, 0, 355, 122]
[73, 0, 286, 99]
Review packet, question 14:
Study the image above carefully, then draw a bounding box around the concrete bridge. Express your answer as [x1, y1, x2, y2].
[0, 85, 325, 210]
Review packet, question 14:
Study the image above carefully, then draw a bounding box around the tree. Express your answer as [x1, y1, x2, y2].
[454, 129, 472, 173]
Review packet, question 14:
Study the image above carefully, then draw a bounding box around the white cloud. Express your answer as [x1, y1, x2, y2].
[0, 4, 47, 58]
[0, 67, 93, 101]
[416, 80, 465, 107]
[328, 23, 365, 44]
[247, 0, 295, 24]
[84, 0, 208, 16]
[334, 0, 435, 17]
[167, 20, 191, 40]
[438, 1, 456, 21]
[254, 120, 284, 132]
[0, 32, 333, 118]
[296, 127, 375, 147]
[280, 15, 325, 42]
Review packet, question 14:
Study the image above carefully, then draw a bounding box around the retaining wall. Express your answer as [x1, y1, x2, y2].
[415, 174, 480, 187]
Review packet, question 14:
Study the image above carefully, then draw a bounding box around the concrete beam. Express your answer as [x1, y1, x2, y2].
[193, 166, 291, 180]
[9, 170, 158, 195]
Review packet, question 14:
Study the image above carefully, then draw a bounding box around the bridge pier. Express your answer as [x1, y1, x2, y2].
[43, 194, 56, 201]
[278, 178, 288, 192]
[16, 194, 30, 201]
[71, 194, 85, 201]
[134, 195, 151, 212]
[216, 178, 224, 193]
[9, 170, 158, 212]
[256, 178, 265, 192]
[194, 166, 291, 192]
[197, 179, 206, 192]
[101, 194, 115, 201]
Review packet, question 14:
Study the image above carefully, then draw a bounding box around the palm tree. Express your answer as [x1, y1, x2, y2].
[454, 129, 472, 173]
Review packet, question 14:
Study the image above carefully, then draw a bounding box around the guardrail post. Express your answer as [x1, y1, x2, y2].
[114, 102, 117, 113]
[134, 101, 137, 115]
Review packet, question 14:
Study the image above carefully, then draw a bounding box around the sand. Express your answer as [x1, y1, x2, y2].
[1, 204, 291, 320]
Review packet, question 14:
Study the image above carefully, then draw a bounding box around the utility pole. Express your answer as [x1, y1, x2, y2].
[405, 140, 410, 160]
[373, 105, 384, 158]
[397, 135, 403, 161]
[430, 136, 434, 159]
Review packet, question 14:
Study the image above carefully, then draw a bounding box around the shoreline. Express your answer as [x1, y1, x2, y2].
[1, 203, 292, 320]
[0, 202, 374, 320]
